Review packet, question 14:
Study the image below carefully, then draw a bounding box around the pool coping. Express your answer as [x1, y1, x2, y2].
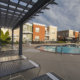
[36, 45, 80, 55]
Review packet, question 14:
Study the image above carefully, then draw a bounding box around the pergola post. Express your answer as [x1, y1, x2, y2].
[19, 24, 23, 56]
[12, 29, 14, 49]
[0, 28, 1, 51]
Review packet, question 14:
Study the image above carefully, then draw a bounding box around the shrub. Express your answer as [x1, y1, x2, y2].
[0, 30, 11, 45]
[57, 41, 66, 43]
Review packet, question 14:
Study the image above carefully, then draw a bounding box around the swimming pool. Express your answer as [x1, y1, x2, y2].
[39, 45, 80, 54]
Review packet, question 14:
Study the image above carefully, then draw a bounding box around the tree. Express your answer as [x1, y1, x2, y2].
[4, 31, 11, 43]
[0, 30, 11, 44]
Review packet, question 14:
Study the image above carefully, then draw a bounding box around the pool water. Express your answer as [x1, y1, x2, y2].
[42, 45, 80, 54]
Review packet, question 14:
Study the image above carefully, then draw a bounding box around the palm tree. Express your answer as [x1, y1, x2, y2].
[0, 30, 11, 45]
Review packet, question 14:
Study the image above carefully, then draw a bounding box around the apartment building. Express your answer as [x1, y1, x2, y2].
[13, 28, 19, 42]
[45, 27, 49, 41]
[32, 23, 45, 41]
[23, 23, 33, 42]
[74, 31, 79, 39]
[45, 26, 57, 41]
[58, 30, 79, 41]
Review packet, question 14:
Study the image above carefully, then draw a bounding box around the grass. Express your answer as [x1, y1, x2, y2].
[56, 41, 66, 43]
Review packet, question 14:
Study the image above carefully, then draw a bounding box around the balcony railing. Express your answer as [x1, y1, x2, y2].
[45, 33, 49, 36]
[23, 31, 33, 34]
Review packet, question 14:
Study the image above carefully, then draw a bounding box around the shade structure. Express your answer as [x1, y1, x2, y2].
[0, 0, 57, 29]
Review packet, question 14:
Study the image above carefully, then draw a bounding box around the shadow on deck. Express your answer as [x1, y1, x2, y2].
[0, 49, 40, 80]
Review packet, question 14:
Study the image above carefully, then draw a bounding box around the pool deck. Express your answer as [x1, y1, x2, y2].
[0, 43, 80, 80]
[23, 44, 80, 80]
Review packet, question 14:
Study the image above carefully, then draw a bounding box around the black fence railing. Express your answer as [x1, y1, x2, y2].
[31, 41, 57, 44]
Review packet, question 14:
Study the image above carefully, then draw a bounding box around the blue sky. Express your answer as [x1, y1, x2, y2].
[29, 0, 80, 31]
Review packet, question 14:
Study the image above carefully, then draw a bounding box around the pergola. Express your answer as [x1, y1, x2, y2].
[0, 0, 57, 56]
[0, 0, 58, 79]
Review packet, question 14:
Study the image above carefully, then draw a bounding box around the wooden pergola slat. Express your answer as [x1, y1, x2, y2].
[0, 0, 57, 29]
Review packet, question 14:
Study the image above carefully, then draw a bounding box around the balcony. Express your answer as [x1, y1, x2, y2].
[45, 33, 49, 36]
[23, 31, 33, 34]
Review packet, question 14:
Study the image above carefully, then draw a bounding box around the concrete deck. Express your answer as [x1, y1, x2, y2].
[0, 44, 80, 80]
[23, 46, 80, 80]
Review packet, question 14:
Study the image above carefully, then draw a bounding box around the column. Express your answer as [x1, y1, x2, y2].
[19, 24, 23, 55]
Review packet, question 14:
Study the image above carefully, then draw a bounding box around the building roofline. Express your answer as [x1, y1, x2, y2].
[48, 25, 57, 28]
[58, 29, 74, 32]
[33, 22, 46, 26]
[24, 23, 32, 26]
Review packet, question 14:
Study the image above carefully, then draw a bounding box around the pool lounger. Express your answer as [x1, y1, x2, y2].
[32, 72, 63, 80]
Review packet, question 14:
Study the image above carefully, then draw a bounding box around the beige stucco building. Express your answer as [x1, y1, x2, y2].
[23, 23, 33, 42]
[1, 23, 33, 43]
[1, 24, 58, 42]
[13, 28, 19, 42]
[45, 25, 57, 41]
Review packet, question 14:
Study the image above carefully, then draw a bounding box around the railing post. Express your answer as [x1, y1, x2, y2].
[61, 46, 63, 55]
[55, 46, 57, 53]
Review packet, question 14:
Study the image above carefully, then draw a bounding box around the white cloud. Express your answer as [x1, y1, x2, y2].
[29, 0, 80, 31]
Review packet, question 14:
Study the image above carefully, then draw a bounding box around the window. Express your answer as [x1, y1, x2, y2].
[52, 31, 55, 34]
[35, 28, 40, 32]
[35, 36, 39, 40]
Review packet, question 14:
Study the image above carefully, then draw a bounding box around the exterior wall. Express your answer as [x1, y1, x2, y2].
[45, 27, 49, 41]
[14, 28, 19, 42]
[48, 26, 57, 41]
[58, 30, 76, 40]
[75, 31, 79, 38]
[58, 30, 69, 39]
[23, 23, 32, 42]
[6, 28, 19, 42]
[23, 34, 32, 42]
[8, 29, 12, 37]
[23, 23, 32, 33]
[33, 23, 45, 41]
[69, 30, 74, 38]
